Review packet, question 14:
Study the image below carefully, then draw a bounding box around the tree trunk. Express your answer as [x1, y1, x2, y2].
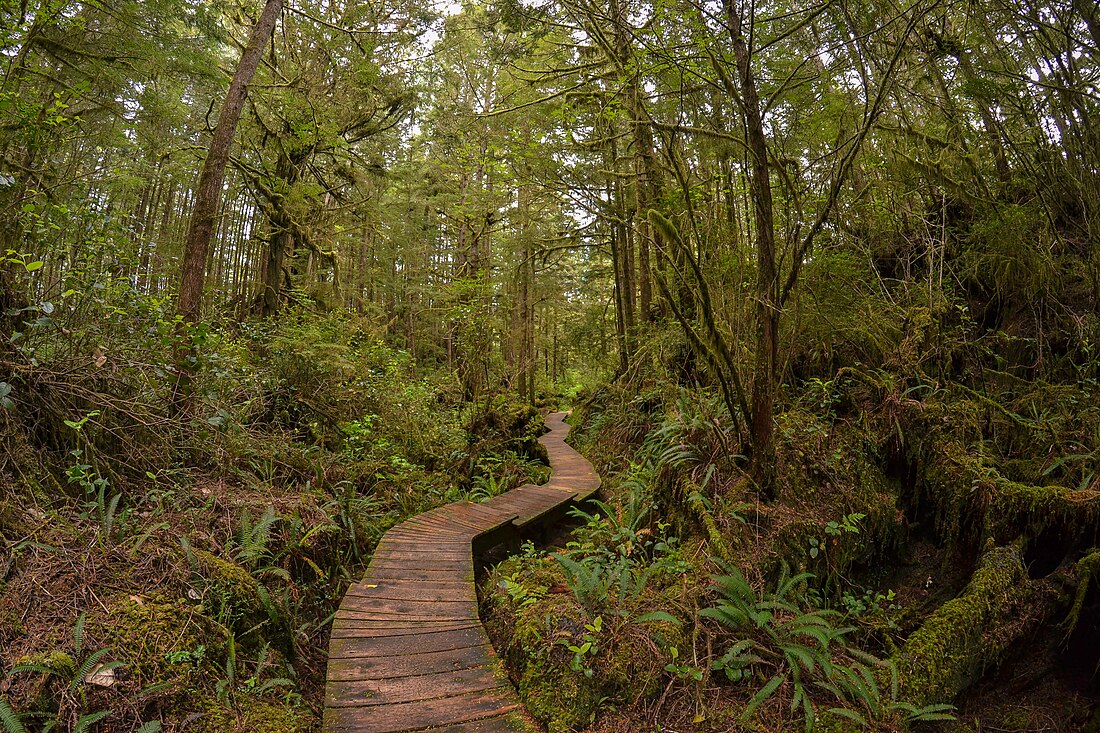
[176, 0, 283, 324]
[723, 0, 779, 497]
[171, 0, 283, 413]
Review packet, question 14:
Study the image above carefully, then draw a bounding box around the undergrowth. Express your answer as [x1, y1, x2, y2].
[0, 306, 545, 732]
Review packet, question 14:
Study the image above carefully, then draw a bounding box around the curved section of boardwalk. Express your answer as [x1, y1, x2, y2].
[323, 412, 600, 733]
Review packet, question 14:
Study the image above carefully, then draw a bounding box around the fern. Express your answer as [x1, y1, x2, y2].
[891, 701, 957, 722]
[235, 506, 280, 566]
[73, 710, 109, 733]
[634, 610, 681, 626]
[72, 649, 111, 691]
[702, 562, 906, 730]
[0, 698, 25, 733]
[741, 673, 784, 720]
[553, 554, 609, 612]
[72, 612, 86, 657]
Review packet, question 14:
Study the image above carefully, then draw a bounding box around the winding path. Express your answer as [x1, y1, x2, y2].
[322, 412, 600, 733]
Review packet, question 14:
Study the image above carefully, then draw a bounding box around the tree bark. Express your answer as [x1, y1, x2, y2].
[171, 0, 283, 413]
[723, 0, 779, 497]
[176, 0, 283, 324]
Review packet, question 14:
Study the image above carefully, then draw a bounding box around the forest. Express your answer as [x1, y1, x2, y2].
[0, 0, 1097, 730]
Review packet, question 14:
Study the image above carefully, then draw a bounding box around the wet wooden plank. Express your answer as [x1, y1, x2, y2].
[324, 688, 520, 733]
[325, 666, 507, 707]
[329, 621, 479, 638]
[328, 626, 488, 657]
[424, 717, 531, 733]
[365, 558, 474, 573]
[326, 643, 497, 681]
[343, 582, 475, 604]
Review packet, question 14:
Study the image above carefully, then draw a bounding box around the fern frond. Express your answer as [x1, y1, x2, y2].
[635, 610, 681, 626]
[0, 698, 25, 733]
[741, 674, 784, 720]
[73, 612, 86, 656]
[73, 710, 110, 733]
[699, 604, 749, 630]
[72, 649, 115, 690]
[826, 707, 869, 726]
[9, 663, 62, 678]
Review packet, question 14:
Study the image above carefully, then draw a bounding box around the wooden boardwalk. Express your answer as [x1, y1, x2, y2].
[323, 412, 600, 733]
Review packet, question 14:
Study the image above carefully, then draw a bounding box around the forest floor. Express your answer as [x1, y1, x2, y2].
[479, 373, 1100, 733]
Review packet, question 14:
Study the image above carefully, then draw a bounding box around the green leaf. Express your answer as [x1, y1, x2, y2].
[73, 710, 110, 733]
[73, 612, 87, 655]
[23, 261, 43, 272]
[827, 707, 868, 725]
[635, 611, 681, 626]
[0, 697, 25, 733]
[9, 663, 61, 677]
[699, 604, 749, 630]
[741, 674, 784, 721]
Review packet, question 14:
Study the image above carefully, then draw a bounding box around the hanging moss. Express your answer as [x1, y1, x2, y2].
[893, 545, 1029, 706]
[1063, 548, 1100, 637]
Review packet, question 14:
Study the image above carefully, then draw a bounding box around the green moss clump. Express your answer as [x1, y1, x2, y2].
[12, 650, 74, 675]
[894, 545, 1029, 705]
[517, 660, 604, 732]
[190, 695, 311, 733]
[99, 592, 227, 687]
[484, 555, 683, 731]
[490, 559, 603, 731]
[192, 549, 263, 612]
[1064, 548, 1100, 636]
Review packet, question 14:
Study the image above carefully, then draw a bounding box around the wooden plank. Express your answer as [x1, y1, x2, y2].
[366, 557, 473, 573]
[424, 717, 534, 733]
[323, 688, 520, 733]
[328, 627, 487, 656]
[363, 569, 476, 584]
[330, 621, 479, 638]
[337, 599, 477, 620]
[343, 582, 475, 604]
[325, 666, 507, 707]
[326, 643, 497, 681]
[370, 548, 472, 562]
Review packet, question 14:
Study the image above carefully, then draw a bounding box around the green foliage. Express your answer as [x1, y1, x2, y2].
[553, 492, 687, 615]
[700, 564, 952, 730]
[0, 698, 24, 733]
[7, 613, 125, 727]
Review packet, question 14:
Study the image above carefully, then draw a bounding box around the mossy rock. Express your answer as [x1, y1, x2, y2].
[486, 555, 684, 730]
[192, 549, 264, 612]
[518, 659, 603, 732]
[893, 544, 1030, 705]
[99, 592, 227, 687]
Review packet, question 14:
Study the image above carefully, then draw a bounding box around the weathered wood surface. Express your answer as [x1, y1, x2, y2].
[322, 411, 600, 733]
